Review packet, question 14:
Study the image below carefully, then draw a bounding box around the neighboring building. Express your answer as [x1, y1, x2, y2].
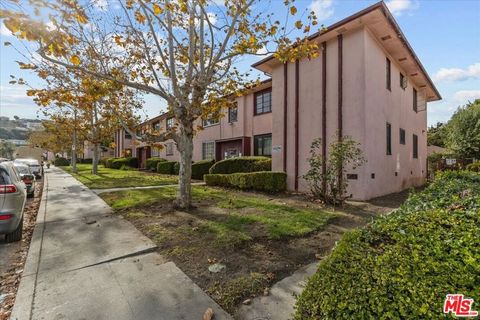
[14, 146, 44, 162]
[114, 2, 441, 200]
[82, 141, 114, 160]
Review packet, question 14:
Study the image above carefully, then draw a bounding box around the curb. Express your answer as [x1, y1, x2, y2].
[10, 173, 49, 320]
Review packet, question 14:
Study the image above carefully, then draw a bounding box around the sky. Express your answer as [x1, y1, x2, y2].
[0, 0, 479, 126]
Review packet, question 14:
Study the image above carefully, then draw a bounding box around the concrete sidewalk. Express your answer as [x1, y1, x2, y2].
[11, 167, 230, 320]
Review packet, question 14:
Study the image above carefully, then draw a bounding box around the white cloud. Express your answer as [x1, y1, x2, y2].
[92, 0, 108, 11]
[1, 22, 12, 36]
[256, 46, 268, 56]
[309, 0, 334, 22]
[454, 90, 480, 102]
[433, 63, 480, 83]
[385, 0, 418, 16]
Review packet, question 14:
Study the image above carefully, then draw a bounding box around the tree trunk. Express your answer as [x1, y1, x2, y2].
[92, 142, 99, 174]
[71, 111, 78, 173]
[175, 124, 193, 209]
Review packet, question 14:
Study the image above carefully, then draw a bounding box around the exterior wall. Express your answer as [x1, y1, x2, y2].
[193, 89, 272, 161]
[362, 27, 427, 199]
[271, 26, 427, 200]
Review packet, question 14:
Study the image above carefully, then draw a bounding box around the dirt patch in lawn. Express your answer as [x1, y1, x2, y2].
[0, 180, 43, 320]
[107, 187, 410, 313]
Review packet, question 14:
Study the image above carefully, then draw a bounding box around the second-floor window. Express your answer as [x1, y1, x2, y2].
[255, 89, 272, 115]
[254, 134, 272, 156]
[152, 121, 161, 131]
[400, 73, 406, 90]
[413, 88, 418, 112]
[386, 58, 391, 91]
[386, 122, 392, 155]
[124, 131, 132, 139]
[228, 104, 238, 123]
[413, 134, 418, 159]
[166, 117, 174, 130]
[202, 117, 219, 127]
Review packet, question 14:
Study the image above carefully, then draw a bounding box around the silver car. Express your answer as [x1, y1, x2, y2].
[15, 158, 43, 180]
[0, 162, 27, 242]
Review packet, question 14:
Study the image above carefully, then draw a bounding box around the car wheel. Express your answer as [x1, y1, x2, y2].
[27, 192, 34, 198]
[5, 218, 23, 243]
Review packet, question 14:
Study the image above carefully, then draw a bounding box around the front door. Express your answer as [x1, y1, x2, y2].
[218, 139, 243, 160]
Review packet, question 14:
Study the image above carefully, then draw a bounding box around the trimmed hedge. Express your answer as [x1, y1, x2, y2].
[105, 158, 115, 168]
[204, 171, 286, 193]
[157, 161, 178, 174]
[146, 157, 167, 171]
[54, 157, 70, 166]
[78, 158, 93, 164]
[209, 156, 271, 174]
[110, 157, 138, 169]
[466, 161, 480, 172]
[192, 159, 215, 180]
[295, 171, 480, 319]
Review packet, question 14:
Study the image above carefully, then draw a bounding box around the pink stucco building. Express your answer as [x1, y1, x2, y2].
[114, 2, 441, 200]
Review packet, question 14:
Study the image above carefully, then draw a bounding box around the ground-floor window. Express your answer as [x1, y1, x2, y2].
[254, 134, 272, 156]
[386, 123, 392, 155]
[413, 134, 418, 159]
[166, 142, 174, 156]
[202, 141, 215, 160]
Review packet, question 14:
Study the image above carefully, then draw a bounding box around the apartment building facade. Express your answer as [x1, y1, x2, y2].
[114, 2, 440, 200]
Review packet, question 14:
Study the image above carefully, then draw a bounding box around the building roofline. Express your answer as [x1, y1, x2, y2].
[252, 1, 441, 100]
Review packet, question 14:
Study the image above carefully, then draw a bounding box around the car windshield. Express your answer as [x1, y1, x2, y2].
[15, 166, 31, 175]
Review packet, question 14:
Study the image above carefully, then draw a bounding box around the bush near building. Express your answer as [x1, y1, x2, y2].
[295, 171, 480, 319]
[157, 161, 179, 174]
[54, 157, 70, 166]
[110, 157, 138, 169]
[191, 159, 215, 180]
[466, 162, 480, 172]
[209, 156, 271, 174]
[204, 171, 286, 193]
[145, 157, 167, 171]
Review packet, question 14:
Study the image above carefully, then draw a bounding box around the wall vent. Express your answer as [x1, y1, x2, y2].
[381, 35, 392, 41]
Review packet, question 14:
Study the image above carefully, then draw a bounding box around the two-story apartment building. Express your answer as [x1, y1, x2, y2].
[114, 1, 441, 200]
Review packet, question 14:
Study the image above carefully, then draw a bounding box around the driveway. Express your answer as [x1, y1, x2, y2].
[11, 167, 230, 320]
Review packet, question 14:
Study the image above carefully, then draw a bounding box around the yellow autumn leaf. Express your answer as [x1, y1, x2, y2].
[153, 3, 163, 15]
[76, 14, 88, 24]
[135, 11, 146, 24]
[26, 90, 35, 97]
[290, 6, 297, 15]
[70, 55, 81, 65]
[295, 21, 303, 29]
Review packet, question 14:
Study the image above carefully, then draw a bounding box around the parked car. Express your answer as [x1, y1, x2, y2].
[0, 162, 27, 242]
[15, 158, 42, 180]
[14, 163, 36, 198]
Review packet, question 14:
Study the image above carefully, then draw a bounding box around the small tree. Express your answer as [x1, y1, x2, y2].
[445, 99, 480, 159]
[304, 135, 366, 206]
[0, 141, 16, 159]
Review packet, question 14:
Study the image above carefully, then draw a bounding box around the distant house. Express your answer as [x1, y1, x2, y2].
[114, 2, 441, 200]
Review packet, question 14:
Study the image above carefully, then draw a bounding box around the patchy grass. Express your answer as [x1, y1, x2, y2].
[61, 164, 177, 189]
[101, 185, 405, 313]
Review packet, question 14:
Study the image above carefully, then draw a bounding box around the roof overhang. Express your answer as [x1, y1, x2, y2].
[252, 1, 441, 102]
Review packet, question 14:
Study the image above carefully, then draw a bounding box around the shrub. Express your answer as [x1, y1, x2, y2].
[209, 156, 271, 174]
[105, 158, 115, 168]
[54, 157, 70, 166]
[192, 159, 215, 180]
[157, 161, 178, 174]
[146, 157, 167, 171]
[110, 157, 138, 169]
[173, 161, 180, 175]
[204, 171, 287, 193]
[78, 158, 93, 164]
[466, 161, 480, 172]
[295, 171, 480, 319]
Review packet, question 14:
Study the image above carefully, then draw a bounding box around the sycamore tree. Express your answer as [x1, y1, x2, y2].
[2, 0, 322, 208]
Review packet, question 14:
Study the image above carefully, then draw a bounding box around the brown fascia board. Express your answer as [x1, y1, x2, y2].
[251, 1, 441, 101]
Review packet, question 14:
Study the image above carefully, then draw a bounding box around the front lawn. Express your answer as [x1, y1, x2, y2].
[100, 185, 394, 313]
[60, 164, 178, 189]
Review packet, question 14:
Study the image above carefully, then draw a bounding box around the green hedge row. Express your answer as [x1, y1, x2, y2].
[54, 157, 70, 166]
[157, 161, 179, 174]
[209, 156, 271, 174]
[466, 161, 480, 172]
[295, 171, 480, 319]
[192, 159, 215, 180]
[146, 157, 167, 171]
[204, 171, 286, 193]
[105, 157, 138, 169]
